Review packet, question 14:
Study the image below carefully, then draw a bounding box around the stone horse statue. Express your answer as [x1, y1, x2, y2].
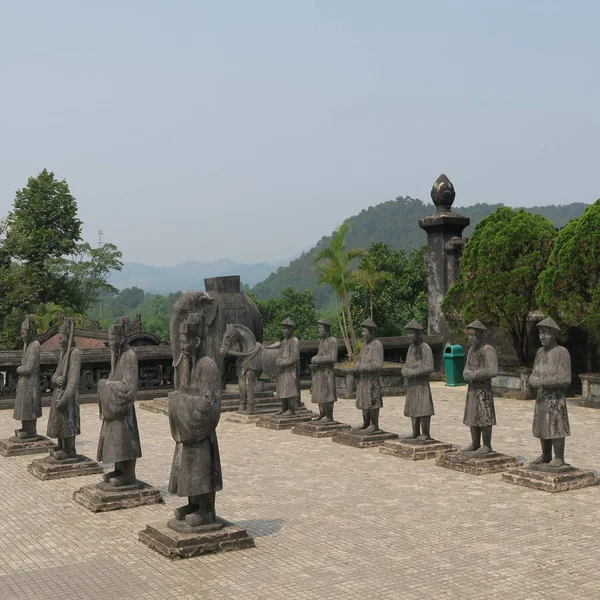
[219, 324, 279, 413]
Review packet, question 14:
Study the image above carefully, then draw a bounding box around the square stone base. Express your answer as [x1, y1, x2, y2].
[73, 482, 162, 512]
[332, 429, 398, 448]
[139, 519, 255, 559]
[255, 414, 313, 430]
[502, 464, 600, 492]
[224, 412, 268, 424]
[291, 421, 351, 438]
[436, 451, 519, 474]
[0, 436, 56, 457]
[28, 454, 104, 480]
[380, 438, 456, 461]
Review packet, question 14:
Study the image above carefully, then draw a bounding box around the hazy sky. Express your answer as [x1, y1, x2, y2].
[1, 1, 598, 266]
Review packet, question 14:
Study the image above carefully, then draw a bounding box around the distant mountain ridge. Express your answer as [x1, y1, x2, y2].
[108, 257, 287, 293]
[250, 196, 591, 309]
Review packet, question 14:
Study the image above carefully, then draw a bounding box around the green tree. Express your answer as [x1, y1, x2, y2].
[537, 199, 600, 367]
[442, 207, 557, 366]
[250, 288, 318, 341]
[34, 302, 85, 333]
[314, 221, 363, 360]
[350, 243, 428, 337]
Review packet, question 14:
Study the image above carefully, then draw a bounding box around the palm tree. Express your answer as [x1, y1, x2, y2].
[314, 221, 363, 361]
[354, 255, 391, 320]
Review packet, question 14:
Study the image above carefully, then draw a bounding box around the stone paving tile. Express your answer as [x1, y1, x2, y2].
[1, 384, 600, 599]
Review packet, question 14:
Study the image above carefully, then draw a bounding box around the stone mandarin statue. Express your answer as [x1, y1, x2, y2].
[310, 317, 338, 422]
[96, 317, 142, 487]
[46, 319, 82, 459]
[169, 312, 223, 528]
[528, 317, 571, 467]
[354, 318, 384, 434]
[275, 317, 300, 416]
[462, 320, 499, 454]
[13, 315, 42, 440]
[401, 320, 435, 440]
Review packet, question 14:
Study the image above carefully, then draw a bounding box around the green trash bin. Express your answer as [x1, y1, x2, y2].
[444, 344, 466, 387]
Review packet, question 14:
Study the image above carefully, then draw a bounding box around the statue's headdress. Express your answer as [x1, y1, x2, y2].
[108, 316, 130, 340]
[537, 317, 561, 333]
[405, 319, 424, 331]
[360, 318, 377, 330]
[466, 320, 486, 331]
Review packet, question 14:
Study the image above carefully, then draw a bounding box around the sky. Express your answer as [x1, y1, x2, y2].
[0, 1, 598, 267]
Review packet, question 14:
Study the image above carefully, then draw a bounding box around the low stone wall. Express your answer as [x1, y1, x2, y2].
[579, 373, 600, 408]
[334, 364, 406, 399]
[492, 368, 535, 400]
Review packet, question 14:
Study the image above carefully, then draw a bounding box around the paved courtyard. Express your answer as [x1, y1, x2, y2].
[1, 384, 600, 600]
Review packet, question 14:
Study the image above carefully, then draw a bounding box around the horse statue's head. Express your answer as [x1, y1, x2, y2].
[220, 323, 256, 356]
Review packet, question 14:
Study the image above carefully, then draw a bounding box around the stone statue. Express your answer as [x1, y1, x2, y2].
[168, 309, 223, 528]
[46, 319, 82, 459]
[401, 320, 434, 440]
[462, 320, 499, 454]
[310, 317, 338, 422]
[528, 317, 571, 467]
[96, 317, 142, 487]
[13, 315, 41, 440]
[354, 318, 384, 434]
[275, 317, 300, 416]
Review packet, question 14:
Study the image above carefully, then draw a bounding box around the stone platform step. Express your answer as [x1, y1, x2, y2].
[139, 392, 277, 416]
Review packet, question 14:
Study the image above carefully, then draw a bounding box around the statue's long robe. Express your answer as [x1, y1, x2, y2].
[13, 340, 41, 421]
[403, 342, 434, 417]
[355, 339, 384, 410]
[463, 344, 499, 427]
[47, 346, 81, 439]
[311, 336, 338, 404]
[531, 345, 571, 439]
[276, 336, 300, 399]
[169, 357, 223, 497]
[97, 348, 142, 463]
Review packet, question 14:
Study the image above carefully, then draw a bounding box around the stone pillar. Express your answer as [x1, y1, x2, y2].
[418, 174, 470, 337]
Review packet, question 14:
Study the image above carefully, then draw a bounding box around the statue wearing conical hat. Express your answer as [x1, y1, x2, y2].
[13, 315, 41, 440]
[275, 317, 300, 416]
[310, 317, 338, 422]
[528, 317, 571, 467]
[462, 320, 499, 454]
[46, 319, 82, 459]
[353, 319, 384, 433]
[96, 317, 142, 487]
[401, 320, 435, 440]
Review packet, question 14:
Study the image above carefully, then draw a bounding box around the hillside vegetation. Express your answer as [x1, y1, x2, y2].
[251, 196, 589, 309]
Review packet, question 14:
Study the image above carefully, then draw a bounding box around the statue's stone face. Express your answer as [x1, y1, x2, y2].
[283, 326, 293, 339]
[59, 332, 68, 350]
[21, 323, 32, 343]
[180, 333, 191, 355]
[317, 323, 328, 339]
[108, 332, 122, 351]
[467, 329, 483, 346]
[539, 327, 556, 347]
[361, 327, 373, 343]
[407, 329, 420, 344]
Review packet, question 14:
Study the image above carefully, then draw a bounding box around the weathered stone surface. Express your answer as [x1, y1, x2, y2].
[73, 482, 162, 512]
[291, 421, 350, 438]
[27, 454, 104, 480]
[436, 451, 519, 474]
[139, 520, 255, 559]
[380, 438, 456, 461]
[502, 465, 600, 492]
[331, 429, 398, 448]
[0, 435, 55, 457]
[579, 372, 600, 408]
[255, 412, 313, 431]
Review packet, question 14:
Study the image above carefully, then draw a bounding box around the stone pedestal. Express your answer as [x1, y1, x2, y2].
[380, 437, 456, 461]
[0, 436, 55, 457]
[291, 420, 351, 438]
[139, 519, 255, 559]
[28, 454, 104, 480]
[502, 464, 600, 493]
[436, 450, 519, 474]
[255, 410, 314, 431]
[332, 429, 398, 449]
[73, 482, 162, 512]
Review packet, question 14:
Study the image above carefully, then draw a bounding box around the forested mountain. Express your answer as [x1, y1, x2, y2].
[251, 196, 590, 309]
